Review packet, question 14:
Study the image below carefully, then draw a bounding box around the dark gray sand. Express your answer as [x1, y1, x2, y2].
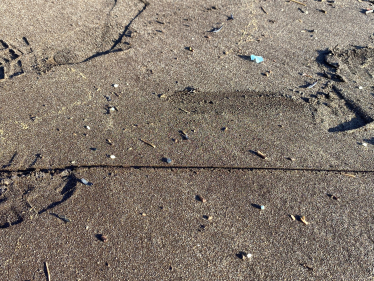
[1, 0, 374, 279]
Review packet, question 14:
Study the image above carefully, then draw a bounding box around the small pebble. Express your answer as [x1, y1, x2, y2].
[362, 142, 368, 147]
[113, 84, 119, 88]
[260, 205, 265, 210]
[141, 213, 147, 216]
[196, 195, 207, 203]
[81, 178, 93, 186]
[100, 235, 108, 242]
[110, 155, 116, 159]
[359, 86, 363, 90]
[85, 126, 91, 130]
[165, 158, 172, 164]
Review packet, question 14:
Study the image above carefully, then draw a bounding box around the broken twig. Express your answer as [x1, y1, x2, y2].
[140, 139, 156, 148]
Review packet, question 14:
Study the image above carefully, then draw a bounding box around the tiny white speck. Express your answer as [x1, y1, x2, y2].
[110, 155, 116, 159]
[359, 86, 363, 89]
[247, 253, 252, 259]
[113, 84, 119, 88]
[86, 126, 91, 130]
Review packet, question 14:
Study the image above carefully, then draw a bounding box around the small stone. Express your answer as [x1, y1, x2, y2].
[85, 126, 91, 130]
[207, 216, 213, 220]
[260, 205, 265, 210]
[196, 195, 206, 203]
[359, 86, 363, 90]
[81, 178, 93, 186]
[141, 213, 147, 216]
[99, 234, 108, 242]
[362, 142, 368, 147]
[113, 84, 119, 88]
[110, 155, 116, 159]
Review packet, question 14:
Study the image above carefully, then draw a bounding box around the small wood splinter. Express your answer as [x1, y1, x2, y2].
[255, 150, 267, 159]
[300, 216, 309, 225]
[140, 139, 156, 148]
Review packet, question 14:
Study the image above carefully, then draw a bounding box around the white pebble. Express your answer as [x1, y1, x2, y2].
[110, 155, 116, 159]
[247, 253, 253, 259]
[113, 84, 119, 88]
[359, 86, 363, 90]
[362, 142, 368, 147]
[110, 107, 115, 111]
[85, 126, 91, 130]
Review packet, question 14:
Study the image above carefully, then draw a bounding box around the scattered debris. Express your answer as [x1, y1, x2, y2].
[254, 150, 267, 159]
[250, 54, 264, 63]
[140, 139, 156, 148]
[328, 194, 340, 201]
[263, 70, 272, 76]
[237, 251, 252, 260]
[179, 130, 189, 140]
[290, 215, 296, 221]
[178, 108, 190, 114]
[98, 234, 108, 242]
[50, 213, 71, 223]
[300, 216, 309, 225]
[44, 262, 51, 281]
[162, 157, 172, 164]
[289, 0, 307, 6]
[81, 178, 93, 186]
[211, 25, 224, 33]
[196, 195, 207, 203]
[341, 173, 356, 178]
[307, 81, 318, 88]
[301, 263, 313, 271]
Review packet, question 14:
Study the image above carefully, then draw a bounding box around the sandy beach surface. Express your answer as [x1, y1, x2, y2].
[1, 0, 374, 280]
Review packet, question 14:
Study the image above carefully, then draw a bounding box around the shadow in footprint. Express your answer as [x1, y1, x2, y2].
[363, 138, 374, 145]
[328, 117, 365, 132]
[38, 174, 78, 214]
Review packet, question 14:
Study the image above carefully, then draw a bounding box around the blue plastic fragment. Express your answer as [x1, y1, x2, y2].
[250, 55, 264, 63]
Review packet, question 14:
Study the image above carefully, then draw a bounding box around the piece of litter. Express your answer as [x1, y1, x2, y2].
[110, 155, 116, 159]
[289, 0, 307, 6]
[98, 234, 108, 242]
[329, 194, 340, 201]
[254, 150, 267, 159]
[51, 213, 71, 223]
[260, 205, 265, 210]
[81, 178, 93, 186]
[45, 262, 51, 281]
[290, 215, 296, 221]
[211, 26, 224, 33]
[342, 173, 356, 178]
[113, 84, 119, 88]
[85, 125, 91, 130]
[196, 195, 207, 203]
[250, 54, 264, 63]
[307, 81, 318, 88]
[300, 216, 309, 225]
[366, 9, 374, 14]
[362, 142, 368, 147]
[140, 139, 156, 148]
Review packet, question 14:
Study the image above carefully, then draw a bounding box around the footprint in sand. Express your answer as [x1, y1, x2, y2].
[0, 0, 148, 80]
